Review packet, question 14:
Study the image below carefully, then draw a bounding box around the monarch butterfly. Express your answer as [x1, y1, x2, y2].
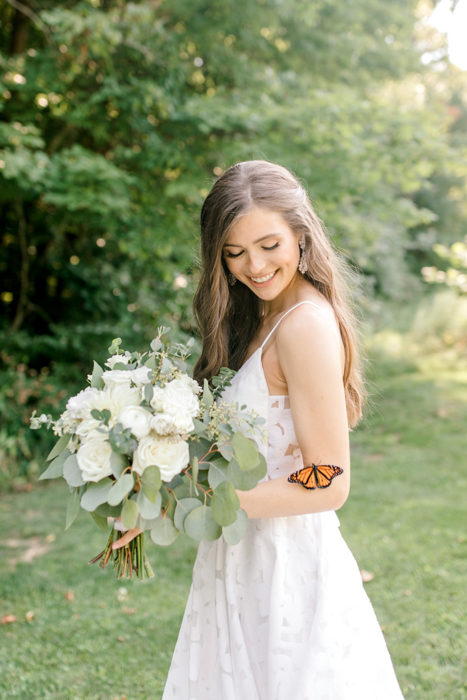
[287, 464, 343, 490]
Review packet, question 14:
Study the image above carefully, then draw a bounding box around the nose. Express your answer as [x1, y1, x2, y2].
[247, 251, 266, 276]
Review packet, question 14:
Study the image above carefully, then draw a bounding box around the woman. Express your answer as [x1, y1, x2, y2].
[163, 160, 404, 699]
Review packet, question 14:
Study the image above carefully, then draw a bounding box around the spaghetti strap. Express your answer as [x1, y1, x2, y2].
[260, 300, 323, 349]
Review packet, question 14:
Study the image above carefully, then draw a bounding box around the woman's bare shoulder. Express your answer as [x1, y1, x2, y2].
[275, 297, 343, 372]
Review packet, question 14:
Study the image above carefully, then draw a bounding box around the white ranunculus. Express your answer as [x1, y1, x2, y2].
[118, 405, 152, 439]
[88, 385, 140, 418]
[77, 437, 113, 482]
[75, 416, 103, 440]
[66, 387, 100, 420]
[150, 413, 177, 436]
[105, 354, 131, 369]
[150, 378, 199, 418]
[132, 435, 189, 481]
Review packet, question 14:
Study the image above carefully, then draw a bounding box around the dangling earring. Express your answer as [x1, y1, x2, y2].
[298, 238, 308, 275]
[228, 273, 237, 286]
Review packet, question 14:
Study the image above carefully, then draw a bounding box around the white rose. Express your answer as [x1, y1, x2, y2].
[66, 387, 100, 420]
[132, 435, 189, 481]
[150, 413, 177, 436]
[77, 437, 113, 482]
[102, 369, 134, 387]
[151, 378, 199, 418]
[118, 405, 152, 439]
[129, 366, 153, 386]
[105, 354, 131, 369]
[175, 373, 201, 395]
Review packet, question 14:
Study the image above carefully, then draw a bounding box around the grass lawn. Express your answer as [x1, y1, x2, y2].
[1, 354, 466, 699]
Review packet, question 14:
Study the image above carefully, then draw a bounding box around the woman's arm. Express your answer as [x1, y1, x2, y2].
[237, 305, 350, 519]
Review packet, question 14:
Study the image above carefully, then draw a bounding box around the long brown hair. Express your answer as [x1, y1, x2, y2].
[193, 160, 366, 427]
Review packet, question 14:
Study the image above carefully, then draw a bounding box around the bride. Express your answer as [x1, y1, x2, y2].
[162, 160, 404, 699]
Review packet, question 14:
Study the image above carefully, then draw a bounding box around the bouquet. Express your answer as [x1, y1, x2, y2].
[30, 329, 266, 579]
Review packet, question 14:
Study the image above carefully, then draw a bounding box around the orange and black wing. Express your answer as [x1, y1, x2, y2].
[288, 464, 343, 490]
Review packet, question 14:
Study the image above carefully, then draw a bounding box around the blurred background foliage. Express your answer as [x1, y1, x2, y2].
[0, 0, 466, 490]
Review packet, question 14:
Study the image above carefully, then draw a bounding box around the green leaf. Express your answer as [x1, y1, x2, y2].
[107, 472, 134, 506]
[189, 438, 212, 462]
[222, 508, 248, 545]
[121, 498, 138, 529]
[46, 434, 70, 461]
[94, 502, 121, 518]
[81, 479, 113, 512]
[141, 465, 161, 503]
[63, 454, 85, 487]
[108, 337, 122, 355]
[174, 497, 201, 531]
[207, 457, 229, 490]
[218, 440, 234, 461]
[65, 489, 81, 530]
[137, 489, 161, 519]
[226, 455, 266, 490]
[203, 378, 213, 408]
[90, 360, 104, 388]
[39, 449, 70, 480]
[90, 511, 109, 532]
[232, 431, 260, 471]
[110, 451, 126, 478]
[144, 354, 157, 370]
[191, 455, 199, 485]
[184, 505, 221, 542]
[150, 516, 179, 546]
[211, 481, 240, 526]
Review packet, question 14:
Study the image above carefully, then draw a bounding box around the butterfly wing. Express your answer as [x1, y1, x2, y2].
[288, 464, 343, 490]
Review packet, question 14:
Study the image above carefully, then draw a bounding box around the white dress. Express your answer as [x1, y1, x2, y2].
[162, 301, 404, 700]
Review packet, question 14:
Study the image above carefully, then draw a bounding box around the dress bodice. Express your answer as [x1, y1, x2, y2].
[221, 301, 323, 479]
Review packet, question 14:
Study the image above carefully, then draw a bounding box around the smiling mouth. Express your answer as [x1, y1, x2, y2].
[250, 271, 277, 284]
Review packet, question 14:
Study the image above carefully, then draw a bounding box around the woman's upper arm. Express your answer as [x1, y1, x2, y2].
[276, 307, 350, 474]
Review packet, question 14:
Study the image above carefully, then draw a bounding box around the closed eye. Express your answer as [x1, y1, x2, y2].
[224, 242, 279, 258]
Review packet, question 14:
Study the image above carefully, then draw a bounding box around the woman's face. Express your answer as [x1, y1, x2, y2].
[222, 206, 301, 302]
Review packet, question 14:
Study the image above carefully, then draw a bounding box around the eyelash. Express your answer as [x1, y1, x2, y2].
[225, 243, 279, 259]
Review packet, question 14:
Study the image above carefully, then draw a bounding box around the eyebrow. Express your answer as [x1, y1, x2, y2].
[223, 233, 282, 248]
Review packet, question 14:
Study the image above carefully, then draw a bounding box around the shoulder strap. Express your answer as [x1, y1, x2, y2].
[260, 300, 323, 349]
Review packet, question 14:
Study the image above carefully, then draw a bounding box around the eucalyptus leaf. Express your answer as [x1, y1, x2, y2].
[191, 455, 199, 485]
[81, 479, 113, 512]
[65, 489, 81, 529]
[39, 449, 70, 480]
[121, 498, 138, 529]
[46, 434, 70, 462]
[232, 431, 260, 471]
[226, 456, 266, 491]
[184, 505, 221, 542]
[218, 441, 234, 461]
[94, 502, 121, 518]
[141, 465, 162, 502]
[137, 489, 162, 519]
[63, 454, 85, 487]
[110, 451, 126, 478]
[90, 511, 109, 532]
[90, 360, 104, 389]
[203, 379, 213, 408]
[189, 438, 212, 463]
[211, 481, 240, 527]
[150, 516, 179, 546]
[222, 508, 249, 545]
[107, 472, 134, 506]
[174, 497, 201, 531]
[207, 459, 229, 490]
